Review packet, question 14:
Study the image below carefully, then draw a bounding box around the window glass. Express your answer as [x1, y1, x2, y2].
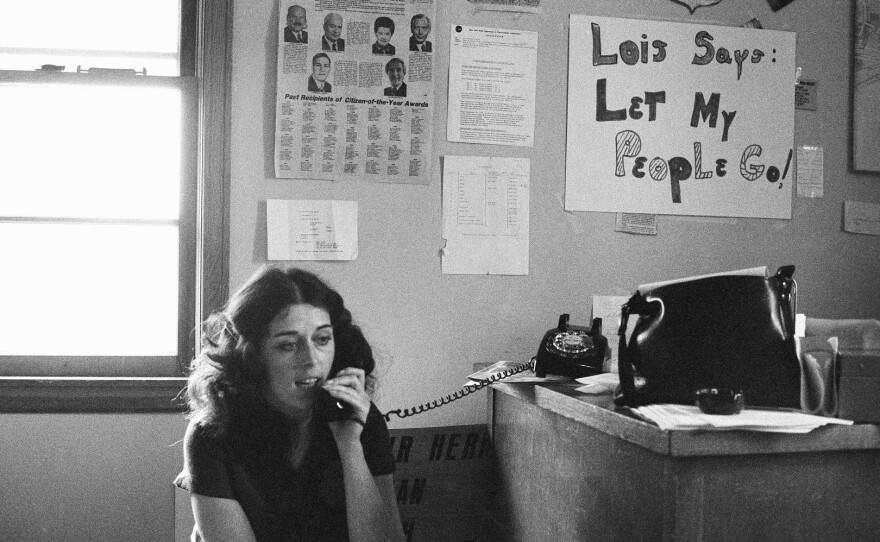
[0, 0, 190, 364]
[0, 83, 181, 220]
[0, 84, 181, 219]
[0, 0, 229, 408]
[0, 1, 180, 75]
[0, 223, 179, 356]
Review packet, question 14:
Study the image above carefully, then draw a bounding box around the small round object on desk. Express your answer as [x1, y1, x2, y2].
[695, 388, 745, 415]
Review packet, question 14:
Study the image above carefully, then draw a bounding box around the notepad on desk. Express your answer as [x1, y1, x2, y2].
[467, 360, 568, 386]
[631, 403, 854, 433]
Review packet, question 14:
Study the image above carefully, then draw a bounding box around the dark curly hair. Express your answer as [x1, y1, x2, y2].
[374, 16, 395, 34]
[183, 266, 375, 436]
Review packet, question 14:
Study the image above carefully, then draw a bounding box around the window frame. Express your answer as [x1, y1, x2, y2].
[0, 0, 230, 413]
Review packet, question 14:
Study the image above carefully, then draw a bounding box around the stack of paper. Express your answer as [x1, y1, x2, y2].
[575, 373, 620, 395]
[466, 360, 568, 387]
[631, 403, 854, 433]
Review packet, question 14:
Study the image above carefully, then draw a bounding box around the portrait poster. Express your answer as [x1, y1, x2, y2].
[565, 15, 796, 219]
[274, 0, 437, 183]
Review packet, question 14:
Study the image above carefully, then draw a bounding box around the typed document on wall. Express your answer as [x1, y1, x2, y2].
[267, 199, 358, 260]
[446, 25, 537, 146]
[441, 156, 530, 274]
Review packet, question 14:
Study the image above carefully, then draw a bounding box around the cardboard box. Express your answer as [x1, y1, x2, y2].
[838, 350, 880, 423]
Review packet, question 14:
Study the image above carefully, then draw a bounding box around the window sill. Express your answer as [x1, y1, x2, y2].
[0, 377, 188, 413]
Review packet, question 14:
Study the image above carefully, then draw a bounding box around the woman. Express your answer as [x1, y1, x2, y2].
[371, 16, 396, 55]
[175, 266, 405, 541]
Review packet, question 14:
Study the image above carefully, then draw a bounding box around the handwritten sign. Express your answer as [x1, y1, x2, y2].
[565, 16, 796, 218]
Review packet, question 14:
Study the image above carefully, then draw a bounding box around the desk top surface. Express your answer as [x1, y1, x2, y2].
[490, 380, 880, 457]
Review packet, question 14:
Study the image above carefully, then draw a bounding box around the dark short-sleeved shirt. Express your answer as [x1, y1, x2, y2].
[175, 404, 394, 542]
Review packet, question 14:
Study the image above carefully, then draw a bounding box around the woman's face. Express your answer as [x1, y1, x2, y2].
[376, 27, 392, 46]
[312, 57, 330, 82]
[261, 303, 335, 419]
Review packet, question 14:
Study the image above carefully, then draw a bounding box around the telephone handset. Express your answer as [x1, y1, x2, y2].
[313, 364, 357, 423]
[314, 387, 353, 423]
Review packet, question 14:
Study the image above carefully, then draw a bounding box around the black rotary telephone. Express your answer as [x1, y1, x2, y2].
[533, 314, 608, 379]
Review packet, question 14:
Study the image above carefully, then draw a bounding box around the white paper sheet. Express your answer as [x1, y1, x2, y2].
[615, 213, 657, 235]
[442, 156, 530, 275]
[844, 200, 880, 236]
[267, 199, 358, 260]
[591, 295, 633, 372]
[466, 360, 566, 385]
[796, 145, 824, 198]
[795, 79, 818, 111]
[467, 0, 541, 14]
[446, 25, 537, 146]
[631, 403, 853, 433]
[575, 372, 620, 395]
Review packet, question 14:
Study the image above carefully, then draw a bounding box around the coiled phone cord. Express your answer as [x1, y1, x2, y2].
[382, 358, 537, 421]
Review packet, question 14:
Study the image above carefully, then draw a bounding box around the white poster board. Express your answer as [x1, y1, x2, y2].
[565, 15, 796, 219]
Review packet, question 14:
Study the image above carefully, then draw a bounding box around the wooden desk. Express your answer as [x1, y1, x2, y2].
[488, 381, 880, 541]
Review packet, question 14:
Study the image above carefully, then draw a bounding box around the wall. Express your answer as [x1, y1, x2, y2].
[0, 0, 877, 540]
[0, 413, 186, 541]
[230, 0, 880, 430]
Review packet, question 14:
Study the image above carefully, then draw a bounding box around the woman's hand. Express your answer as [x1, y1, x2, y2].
[322, 367, 370, 440]
[323, 368, 407, 542]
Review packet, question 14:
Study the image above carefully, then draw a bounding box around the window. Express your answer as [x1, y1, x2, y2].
[0, 1, 230, 411]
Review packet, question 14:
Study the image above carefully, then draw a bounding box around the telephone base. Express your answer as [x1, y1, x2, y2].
[533, 358, 603, 379]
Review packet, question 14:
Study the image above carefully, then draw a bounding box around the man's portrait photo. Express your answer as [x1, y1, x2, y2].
[383, 58, 406, 97]
[307, 53, 332, 93]
[283, 5, 308, 43]
[409, 14, 432, 52]
[321, 13, 345, 51]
